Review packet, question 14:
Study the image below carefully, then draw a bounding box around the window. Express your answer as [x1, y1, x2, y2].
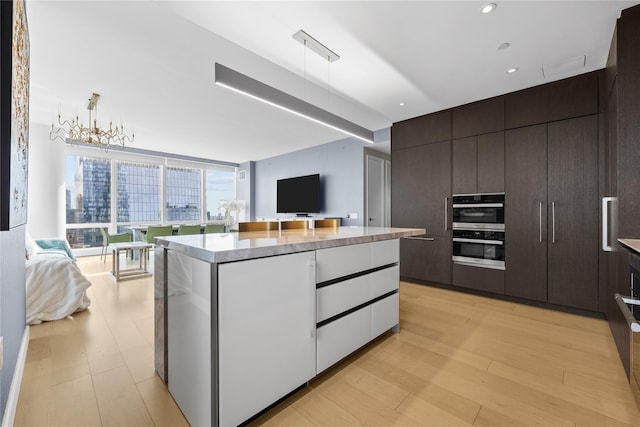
[117, 162, 161, 223]
[64, 150, 236, 253]
[205, 168, 236, 221]
[166, 166, 201, 222]
[65, 155, 111, 224]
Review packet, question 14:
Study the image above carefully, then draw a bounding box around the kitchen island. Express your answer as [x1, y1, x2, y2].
[154, 226, 423, 426]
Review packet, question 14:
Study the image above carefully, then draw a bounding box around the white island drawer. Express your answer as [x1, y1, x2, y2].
[316, 306, 372, 374]
[316, 239, 399, 283]
[316, 266, 399, 322]
[372, 293, 400, 338]
[316, 292, 400, 374]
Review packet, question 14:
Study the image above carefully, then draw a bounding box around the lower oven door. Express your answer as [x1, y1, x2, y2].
[452, 238, 505, 270]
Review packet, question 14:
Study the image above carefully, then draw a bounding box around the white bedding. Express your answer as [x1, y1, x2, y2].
[25, 254, 92, 325]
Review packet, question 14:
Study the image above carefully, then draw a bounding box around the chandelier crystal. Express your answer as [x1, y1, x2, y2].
[49, 93, 134, 150]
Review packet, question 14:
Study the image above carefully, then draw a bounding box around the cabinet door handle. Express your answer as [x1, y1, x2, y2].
[444, 197, 449, 231]
[551, 201, 556, 244]
[539, 201, 543, 243]
[602, 197, 614, 252]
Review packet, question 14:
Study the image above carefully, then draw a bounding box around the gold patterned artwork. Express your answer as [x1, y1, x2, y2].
[10, 0, 29, 228]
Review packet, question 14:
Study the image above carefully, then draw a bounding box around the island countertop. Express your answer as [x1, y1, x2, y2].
[619, 238, 640, 255]
[155, 226, 425, 263]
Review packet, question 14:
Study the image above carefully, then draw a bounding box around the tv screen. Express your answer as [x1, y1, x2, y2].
[277, 174, 320, 214]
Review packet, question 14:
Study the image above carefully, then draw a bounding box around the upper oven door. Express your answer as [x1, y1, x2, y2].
[452, 193, 505, 230]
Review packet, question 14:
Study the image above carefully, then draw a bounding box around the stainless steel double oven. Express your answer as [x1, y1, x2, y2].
[451, 193, 505, 270]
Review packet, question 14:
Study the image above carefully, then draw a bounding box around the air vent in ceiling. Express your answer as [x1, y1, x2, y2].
[542, 55, 586, 79]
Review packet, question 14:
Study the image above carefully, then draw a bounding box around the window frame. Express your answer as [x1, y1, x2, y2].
[65, 145, 237, 256]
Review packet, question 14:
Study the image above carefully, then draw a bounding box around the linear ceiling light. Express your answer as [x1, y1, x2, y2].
[214, 63, 374, 143]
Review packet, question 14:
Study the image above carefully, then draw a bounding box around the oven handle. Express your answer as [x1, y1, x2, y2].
[453, 238, 504, 245]
[452, 203, 503, 208]
[452, 260, 506, 271]
[614, 293, 640, 332]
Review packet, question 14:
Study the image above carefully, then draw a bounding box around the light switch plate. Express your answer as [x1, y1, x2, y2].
[0, 336, 3, 370]
[349, 213, 358, 219]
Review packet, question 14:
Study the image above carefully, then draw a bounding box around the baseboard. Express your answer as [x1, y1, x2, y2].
[1, 326, 29, 427]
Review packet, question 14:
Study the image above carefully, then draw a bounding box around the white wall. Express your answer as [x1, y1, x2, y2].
[27, 123, 65, 238]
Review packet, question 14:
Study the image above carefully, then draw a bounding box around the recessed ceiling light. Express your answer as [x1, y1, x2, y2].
[506, 67, 519, 74]
[481, 3, 497, 14]
[498, 42, 510, 50]
[399, 102, 406, 106]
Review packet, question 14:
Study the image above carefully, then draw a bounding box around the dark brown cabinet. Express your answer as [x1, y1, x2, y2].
[452, 132, 504, 194]
[452, 136, 476, 194]
[400, 237, 451, 285]
[391, 110, 452, 150]
[392, 140, 452, 285]
[477, 132, 505, 193]
[391, 145, 429, 229]
[547, 115, 599, 311]
[391, 140, 451, 235]
[505, 117, 599, 310]
[504, 72, 599, 129]
[603, 3, 640, 379]
[505, 124, 548, 302]
[452, 97, 504, 139]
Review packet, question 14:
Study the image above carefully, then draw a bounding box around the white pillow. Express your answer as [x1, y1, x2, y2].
[25, 232, 39, 257]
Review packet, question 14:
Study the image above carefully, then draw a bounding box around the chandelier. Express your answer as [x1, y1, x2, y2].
[49, 93, 134, 150]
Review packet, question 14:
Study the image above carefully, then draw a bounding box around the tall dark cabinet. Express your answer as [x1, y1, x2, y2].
[504, 117, 598, 310]
[505, 124, 548, 302]
[547, 116, 599, 311]
[392, 114, 452, 285]
[603, 4, 640, 378]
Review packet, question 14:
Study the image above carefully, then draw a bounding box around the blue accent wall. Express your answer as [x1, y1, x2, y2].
[0, 226, 26, 418]
[254, 137, 368, 226]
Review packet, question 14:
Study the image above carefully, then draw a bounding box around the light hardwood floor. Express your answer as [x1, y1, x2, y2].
[15, 255, 640, 426]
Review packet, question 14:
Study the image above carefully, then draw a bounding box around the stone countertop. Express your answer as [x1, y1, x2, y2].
[155, 226, 425, 264]
[619, 238, 640, 255]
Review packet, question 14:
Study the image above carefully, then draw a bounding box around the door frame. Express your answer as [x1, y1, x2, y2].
[364, 148, 391, 227]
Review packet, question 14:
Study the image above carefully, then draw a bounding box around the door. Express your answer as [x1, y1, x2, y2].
[366, 154, 385, 227]
[505, 124, 548, 301]
[547, 115, 599, 311]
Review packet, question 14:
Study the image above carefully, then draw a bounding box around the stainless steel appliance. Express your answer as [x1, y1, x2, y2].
[452, 229, 505, 270]
[452, 193, 505, 231]
[614, 293, 640, 410]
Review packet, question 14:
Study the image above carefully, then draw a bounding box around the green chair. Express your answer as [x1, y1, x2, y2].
[145, 225, 174, 245]
[204, 224, 225, 234]
[177, 224, 202, 235]
[99, 228, 132, 263]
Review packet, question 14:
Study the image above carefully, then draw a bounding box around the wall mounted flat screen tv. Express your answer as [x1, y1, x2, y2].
[277, 174, 320, 214]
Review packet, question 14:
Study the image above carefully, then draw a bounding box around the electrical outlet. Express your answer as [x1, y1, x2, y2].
[349, 213, 358, 219]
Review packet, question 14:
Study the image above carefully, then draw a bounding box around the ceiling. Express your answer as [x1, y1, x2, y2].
[26, 1, 638, 164]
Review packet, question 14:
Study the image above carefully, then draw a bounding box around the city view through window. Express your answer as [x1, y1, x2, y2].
[65, 155, 236, 248]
